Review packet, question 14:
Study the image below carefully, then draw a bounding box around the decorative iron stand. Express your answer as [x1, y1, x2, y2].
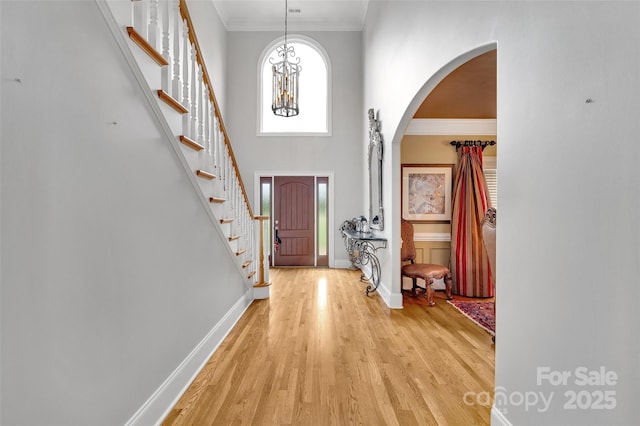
[340, 220, 387, 295]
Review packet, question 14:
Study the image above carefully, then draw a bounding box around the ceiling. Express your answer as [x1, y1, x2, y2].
[212, 1, 496, 119]
[414, 50, 497, 119]
[212, 0, 370, 31]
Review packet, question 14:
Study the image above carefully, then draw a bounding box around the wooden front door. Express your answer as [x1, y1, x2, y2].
[273, 176, 315, 266]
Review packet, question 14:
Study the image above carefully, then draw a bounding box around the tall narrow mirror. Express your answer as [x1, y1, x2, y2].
[368, 108, 384, 231]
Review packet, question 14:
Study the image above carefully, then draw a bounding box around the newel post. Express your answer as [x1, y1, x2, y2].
[253, 215, 271, 299]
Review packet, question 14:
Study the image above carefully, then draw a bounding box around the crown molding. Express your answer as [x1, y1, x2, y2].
[224, 19, 364, 32]
[405, 119, 497, 136]
[213, 0, 369, 32]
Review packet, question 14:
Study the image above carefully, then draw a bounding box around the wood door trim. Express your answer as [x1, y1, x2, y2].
[256, 173, 334, 268]
[273, 176, 315, 267]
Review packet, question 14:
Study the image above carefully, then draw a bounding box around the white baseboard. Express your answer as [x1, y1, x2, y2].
[387, 290, 404, 309]
[374, 278, 403, 309]
[491, 405, 512, 426]
[348, 263, 403, 309]
[125, 288, 254, 425]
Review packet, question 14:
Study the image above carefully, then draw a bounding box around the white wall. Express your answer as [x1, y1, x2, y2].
[364, 1, 640, 424]
[186, 0, 227, 116]
[225, 31, 364, 264]
[1, 1, 248, 424]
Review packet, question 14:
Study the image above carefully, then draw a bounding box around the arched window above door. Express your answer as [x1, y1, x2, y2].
[258, 36, 331, 136]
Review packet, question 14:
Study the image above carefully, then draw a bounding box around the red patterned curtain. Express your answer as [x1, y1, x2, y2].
[450, 146, 494, 297]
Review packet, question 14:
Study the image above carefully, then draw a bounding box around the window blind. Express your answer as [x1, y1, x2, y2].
[484, 168, 498, 210]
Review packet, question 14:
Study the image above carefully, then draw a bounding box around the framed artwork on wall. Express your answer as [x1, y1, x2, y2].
[402, 164, 454, 223]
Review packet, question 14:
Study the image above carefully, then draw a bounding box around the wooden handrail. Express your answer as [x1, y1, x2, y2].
[178, 0, 253, 219]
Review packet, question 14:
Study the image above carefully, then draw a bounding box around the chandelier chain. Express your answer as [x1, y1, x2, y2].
[284, 0, 288, 50]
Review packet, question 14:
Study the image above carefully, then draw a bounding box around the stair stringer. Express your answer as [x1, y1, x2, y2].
[96, 0, 253, 283]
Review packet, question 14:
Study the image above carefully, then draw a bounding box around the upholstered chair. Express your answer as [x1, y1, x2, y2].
[481, 207, 496, 284]
[481, 207, 497, 341]
[401, 219, 453, 306]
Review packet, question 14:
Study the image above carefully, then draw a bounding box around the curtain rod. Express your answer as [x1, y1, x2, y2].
[450, 140, 496, 151]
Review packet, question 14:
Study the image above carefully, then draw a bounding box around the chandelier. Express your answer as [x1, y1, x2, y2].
[270, 0, 301, 117]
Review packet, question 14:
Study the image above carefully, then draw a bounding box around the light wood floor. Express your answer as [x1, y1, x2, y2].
[163, 268, 495, 425]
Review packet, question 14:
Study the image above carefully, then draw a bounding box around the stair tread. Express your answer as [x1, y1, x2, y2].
[228, 234, 241, 241]
[209, 197, 226, 204]
[158, 90, 188, 114]
[242, 260, 252, 268]
[196, 170, 216, 180]
[235, 249, 247, 256]
[126, 27, 168, 66]
[179, 135, 204, 151]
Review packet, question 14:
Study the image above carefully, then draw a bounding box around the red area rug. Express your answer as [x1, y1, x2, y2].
[447, 300, 495, 336]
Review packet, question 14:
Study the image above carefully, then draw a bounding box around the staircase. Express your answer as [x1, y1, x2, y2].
[98, 0, 268, 293]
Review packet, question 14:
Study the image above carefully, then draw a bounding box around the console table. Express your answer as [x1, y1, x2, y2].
[340, 226, 387, 295]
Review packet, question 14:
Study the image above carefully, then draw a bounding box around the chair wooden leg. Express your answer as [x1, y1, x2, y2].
[444, 271, 453, 300]
[426, 278, 435, 306]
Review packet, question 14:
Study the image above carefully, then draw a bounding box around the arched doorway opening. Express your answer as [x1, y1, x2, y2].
[393, 43, 497, 304]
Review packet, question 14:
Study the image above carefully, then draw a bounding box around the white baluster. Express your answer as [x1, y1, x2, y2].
[148, 0, 160, 50]
[238, 188, 243, 231]
[228, 168, 234, 208]
[222, 145, 228, 192]
[172, 0, 182, 99]
[232, 172, 237, 224]
[245, 215, 249, 250]
[213, 118, 220, 171]
[230, 170, 234, 201]
[237, 180, 242, 215]
[192, 64, 203, 167]
[241, 212, 246, 245]
[160, 0, 171, 92]
[213, 120, 221, 197]
[190, 44, 198, 140]
[130, 0, 137, 29]
[230, 174, 234, 205]
[219, 143, 225, 192]
[210, 117, 217, 167]
[228, 149, 233, 197]
[227, 146, 232, 192]
[209, 98, 216, 173]
[197, 66, 205, 145]
[219, 123, 225, 173]
[220, 129, 226, 175]
[249, 215, 254, 257]
[181, 21, 192, 136]
[227, 154, 233, 197]
[233, 175, 238, 217]
[255, 225, 259, 270]
[238, 183, 243, 223]
[244, 209, 249, 244]
[132, 0, 148, 39]
[239, 206, 243, 233]
[203, 85, 211, 171]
